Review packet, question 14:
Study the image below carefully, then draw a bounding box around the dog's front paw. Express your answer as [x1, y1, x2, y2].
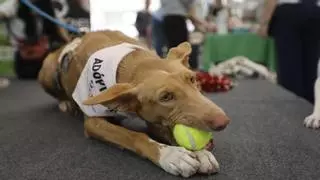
[194, 150, 220, 174]
[304, 113, 320, 129]
[158, 146, 200, 178]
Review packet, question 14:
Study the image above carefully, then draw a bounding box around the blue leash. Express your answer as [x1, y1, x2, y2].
[19, 0, 81, 34]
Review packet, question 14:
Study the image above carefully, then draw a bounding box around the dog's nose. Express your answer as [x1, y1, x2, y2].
[214, 124, 227, 131]
[205, 114, 230, 131]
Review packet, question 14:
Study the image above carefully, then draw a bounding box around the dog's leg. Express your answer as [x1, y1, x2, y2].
[304, 77, 320, 129]
[58, 100, 81, 116]
[146, 123, 220, 174]
[84, 117, 219, 177]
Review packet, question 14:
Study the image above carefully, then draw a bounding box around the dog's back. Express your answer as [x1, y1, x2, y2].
[38, 30, 148, 100]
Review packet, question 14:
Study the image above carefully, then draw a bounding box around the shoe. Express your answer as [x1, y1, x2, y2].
[0, 78, 10, 89]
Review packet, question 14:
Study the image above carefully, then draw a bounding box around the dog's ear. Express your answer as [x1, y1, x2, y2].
[167, 42, 192, 68]
[83, 83, 139, 112]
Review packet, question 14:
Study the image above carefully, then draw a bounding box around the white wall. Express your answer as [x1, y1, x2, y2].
[90, 0, 160, 37]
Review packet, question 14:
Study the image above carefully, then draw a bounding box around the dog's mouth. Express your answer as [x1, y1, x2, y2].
[205, 139, 215, 151]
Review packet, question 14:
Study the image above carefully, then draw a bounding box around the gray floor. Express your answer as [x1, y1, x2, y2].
[0, 79, 319, 180]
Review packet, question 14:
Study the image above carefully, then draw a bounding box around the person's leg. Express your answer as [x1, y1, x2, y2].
[163, 15, 188, 49]
[0, 77, 10, 89]
[157, 19, 168, 57]
[146, 24, 153, 49]
[151, 17, 163, 56]
[189, 44, 199, 70]
[301, 8, 320, 103]
[151, 17, 167, 57]
[14, 51, 25, 79]
[269, 5, 305, 98]
[14, 51, 44, 79]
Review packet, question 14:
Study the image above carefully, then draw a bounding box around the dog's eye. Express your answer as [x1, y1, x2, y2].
[159, 91, 175, 102]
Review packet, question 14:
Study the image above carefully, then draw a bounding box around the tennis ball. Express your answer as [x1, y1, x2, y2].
[173, 124, 213, 151]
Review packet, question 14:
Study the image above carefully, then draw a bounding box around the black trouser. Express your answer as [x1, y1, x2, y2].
[163, 15, 200, 69]
[163, 15, 188, 49]
[14, 51, 47, 79]
[269, 3, 320, 103]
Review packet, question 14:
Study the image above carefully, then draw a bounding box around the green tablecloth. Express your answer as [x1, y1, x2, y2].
[202, 33, 277, 72]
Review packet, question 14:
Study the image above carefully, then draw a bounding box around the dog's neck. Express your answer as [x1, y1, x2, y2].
[116, 49, 170, 84]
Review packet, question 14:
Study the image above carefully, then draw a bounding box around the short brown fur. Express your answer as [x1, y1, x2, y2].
[38, 30, 230, 172]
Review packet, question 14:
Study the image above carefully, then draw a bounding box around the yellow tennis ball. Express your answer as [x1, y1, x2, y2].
[173, 124, 213, 151]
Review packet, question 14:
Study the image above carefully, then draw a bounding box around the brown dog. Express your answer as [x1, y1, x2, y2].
[38, 30, 230, 177]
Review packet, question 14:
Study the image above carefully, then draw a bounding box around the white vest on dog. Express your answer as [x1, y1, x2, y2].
[72, 43, 144, 117]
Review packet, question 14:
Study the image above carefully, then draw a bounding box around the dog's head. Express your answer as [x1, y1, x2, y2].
[83, 42, 230, 142]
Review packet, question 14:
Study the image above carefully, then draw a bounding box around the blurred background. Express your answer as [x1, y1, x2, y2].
[90, 0, 263, 37]
[0, 0, 319, 103]
[0, 0, 267, 75]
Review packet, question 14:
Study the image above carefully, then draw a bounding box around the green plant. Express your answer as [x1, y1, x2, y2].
[0, 61, 14, 76]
